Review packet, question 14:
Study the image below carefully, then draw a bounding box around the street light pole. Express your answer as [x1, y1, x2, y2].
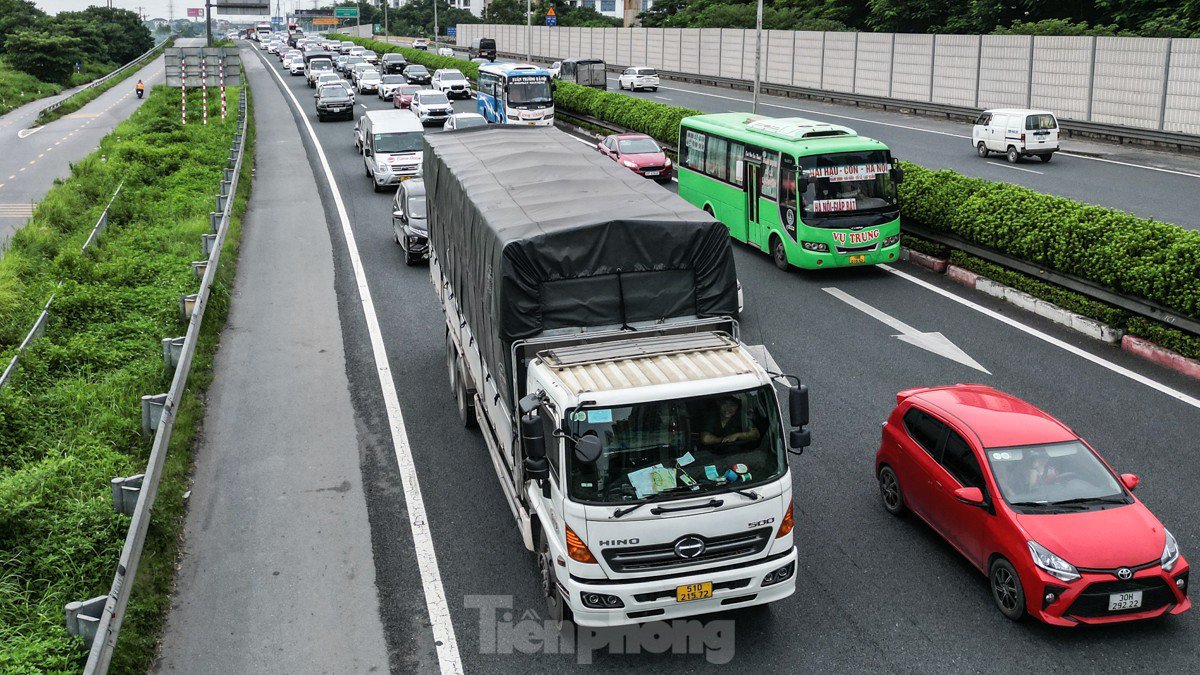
[526, 0, 531, 62]
[434, 0, 440, 46]
[752, 0, 762, 114]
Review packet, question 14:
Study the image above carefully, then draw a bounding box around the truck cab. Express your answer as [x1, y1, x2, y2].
[521, 332, 802, 626]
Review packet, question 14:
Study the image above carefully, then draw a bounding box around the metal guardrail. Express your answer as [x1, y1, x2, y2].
[58, 89, 249, 674]
[487, 48, 1200, 153]
[0, 184, 123, 393]
[34, 38, 170, 124]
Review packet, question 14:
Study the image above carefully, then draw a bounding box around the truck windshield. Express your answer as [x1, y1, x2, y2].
[507, 76, 552, 105]
[798, 150, 897, 219]
[374, 132, 423, 153]
[566, 386, 785, 504]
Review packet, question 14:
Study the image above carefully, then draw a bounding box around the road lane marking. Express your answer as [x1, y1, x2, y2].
[884, 266, 1200, 410]
[986, 161, 1044, 174]
[824, 286, 990, 373]
[258, 48, 465, 674]
[613, 80, 1200, 179]
[0, 203, 35, 217]
[17, 126, 44, 139]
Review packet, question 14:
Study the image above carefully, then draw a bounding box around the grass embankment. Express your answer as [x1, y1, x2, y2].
[0, 59, 116, 117]
[340, 33, 1200, 360]
[35, 40, 173, 127]
[0, 84, 253, 673]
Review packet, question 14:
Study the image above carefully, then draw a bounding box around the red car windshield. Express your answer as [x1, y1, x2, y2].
[985, 440, 1127, 508]
[618, 138, 660, 154]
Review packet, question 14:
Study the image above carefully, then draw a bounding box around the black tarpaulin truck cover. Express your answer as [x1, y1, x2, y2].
[423, 125, 740, 404]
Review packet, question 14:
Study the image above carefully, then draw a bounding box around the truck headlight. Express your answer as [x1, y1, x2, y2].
[801, 241, 829, 253]
[1162, 529, 1180, 572]
[1028, 541, 1080, 582]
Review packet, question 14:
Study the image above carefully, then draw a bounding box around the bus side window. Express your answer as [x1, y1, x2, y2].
[728, 142, 745, 187]
[683, 130, 705, 171]
[762, 151, 779, 200]
[705, 135, 728, 181]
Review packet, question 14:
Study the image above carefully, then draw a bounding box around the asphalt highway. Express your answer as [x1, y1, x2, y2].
[0, 53, 165, 247]
[241, 46, 1200, 672]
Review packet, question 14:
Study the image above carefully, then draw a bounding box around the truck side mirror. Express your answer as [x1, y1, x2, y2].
[891, 166, 905, 184]
[574, 432, 603, 463]
[790, 428, 811, 450]
[521, 413, 548, 482]
[789, 384, 809, 428]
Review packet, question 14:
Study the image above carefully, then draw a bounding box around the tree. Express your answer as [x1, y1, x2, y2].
[384, 0, 480, 37]
[482, 0, 619, 28]
[4, 30, 81, 83]
[0, 0, 44, 47]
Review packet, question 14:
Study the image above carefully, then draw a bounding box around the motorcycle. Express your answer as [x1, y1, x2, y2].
[136, 88, 144, 99]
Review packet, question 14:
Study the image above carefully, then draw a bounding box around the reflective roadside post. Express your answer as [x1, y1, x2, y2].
[753, 0, 762, 114]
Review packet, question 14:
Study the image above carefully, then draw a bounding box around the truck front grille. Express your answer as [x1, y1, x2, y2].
[602, 528, 772, 574]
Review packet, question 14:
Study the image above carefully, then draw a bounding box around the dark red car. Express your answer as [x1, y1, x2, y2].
[875, 384, 1189, 626]
[597, 133, 673, 183]
[391, 84, 422, 110]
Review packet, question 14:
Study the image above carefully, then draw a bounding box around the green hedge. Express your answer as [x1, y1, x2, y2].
[898, 162, 1200, 321]
[0, 85, 252, 672]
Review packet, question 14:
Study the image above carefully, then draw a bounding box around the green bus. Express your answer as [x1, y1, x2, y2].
[678, 113, 903, 270]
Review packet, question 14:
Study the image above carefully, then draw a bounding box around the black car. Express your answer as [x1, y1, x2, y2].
[315, 84, 354, 122]
[381, 53, 408, 74]
[403, 64, 431, 85]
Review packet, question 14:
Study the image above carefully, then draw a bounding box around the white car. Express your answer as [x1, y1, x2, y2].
[259, 40, 270, 50]
[361, 50, 379, 65]
[288, 58, 306, 75]
[618, 66, 660, 92]
[410, 90, 453, 126]
[358, 69, 382, 94]
[547, 61, 561, 78]
[443, 112, 487, 131]
[431, 69, 471, 99]
[378, 74, 407, 100]
[412, 38, 428, 50]
[972, 108, 1060, 163]
[350, 63, 372, 84]
[438, 47, 454, 57]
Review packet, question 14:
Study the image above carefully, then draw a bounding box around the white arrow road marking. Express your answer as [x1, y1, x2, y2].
[823, 286, 991, 374]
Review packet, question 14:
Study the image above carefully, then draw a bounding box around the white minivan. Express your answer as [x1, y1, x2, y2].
[972, 109, 1059, 163]
[355, 110, 425, 192]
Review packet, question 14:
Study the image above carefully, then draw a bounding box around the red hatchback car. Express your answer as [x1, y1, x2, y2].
[597, 133, 673, 183]
[391, 84, 422, 109]
[876, 384, 1188, 626]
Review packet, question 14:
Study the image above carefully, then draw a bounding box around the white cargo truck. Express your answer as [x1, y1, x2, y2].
[424, 126, 813, 627]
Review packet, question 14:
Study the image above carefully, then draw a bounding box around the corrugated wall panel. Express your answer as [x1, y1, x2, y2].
[765, 30, 792, 85]
[617, 28, 631, 65]
[822, 32, 856, 93]
[721, 29, 744, 79]
[663, 28, 682, 71]
[699, 29, 722, 77]
[681, 29, 701, 74]
[932, 34, 978, 107]
[1164, 39, 1200, 135]
[892, 33, 932, 101]
[578, 27, 592, 60]
[631, 28, 647, 66]
[1092, 36, 1169, 129]
[978, 34, 1031, 109]
[740, 29, 759, 81]
[855, 32, 892, 97]
[605, 28, 619, 62]
[1030, 36, 1091, 119]
[793, 31, 823, 88]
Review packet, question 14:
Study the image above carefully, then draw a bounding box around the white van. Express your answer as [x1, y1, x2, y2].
[355, 110, 425, 192]
[972, 109, 1059, 163]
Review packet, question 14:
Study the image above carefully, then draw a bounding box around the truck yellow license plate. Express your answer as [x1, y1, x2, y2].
[849, 255, 866, 264]
[676, 582, 713, 602]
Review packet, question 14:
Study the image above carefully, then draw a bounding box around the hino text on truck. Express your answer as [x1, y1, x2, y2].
[424, 126, 814, 627]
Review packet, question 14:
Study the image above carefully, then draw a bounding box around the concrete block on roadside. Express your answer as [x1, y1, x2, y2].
[1122, 335, 1200, 380]
[946, 264, 978, 288]
[975, 277, 1007, 300]
[904, 248, 948, 274]
[1033, 298, 1073, 328]
[1007, 288, 1041, 314]
[1070, 314, 1124, 344]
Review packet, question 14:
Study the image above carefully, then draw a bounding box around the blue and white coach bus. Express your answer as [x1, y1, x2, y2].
[476, 63, 554, 126]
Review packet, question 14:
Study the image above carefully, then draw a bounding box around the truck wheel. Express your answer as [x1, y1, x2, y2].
[976, 142, 989, 158]
[446, 334, 477, 429]
[1006, 146, 1020, 164]
[538, 527, 572, 629]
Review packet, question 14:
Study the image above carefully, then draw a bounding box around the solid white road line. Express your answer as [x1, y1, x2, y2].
[258, 50, 464, 674]
[611, 79, 1200, 179]
[884, 266, 1200, 411]
[986, 161, 1044, 175]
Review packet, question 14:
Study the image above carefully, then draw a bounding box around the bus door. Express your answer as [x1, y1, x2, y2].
[743, 147, 765, 249]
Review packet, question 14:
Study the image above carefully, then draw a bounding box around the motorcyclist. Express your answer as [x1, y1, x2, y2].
[136, 80, 145, 98]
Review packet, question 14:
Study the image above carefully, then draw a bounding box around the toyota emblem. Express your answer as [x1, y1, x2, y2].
[1117, 567, 1133, 580]
[674, 536, 706, 559]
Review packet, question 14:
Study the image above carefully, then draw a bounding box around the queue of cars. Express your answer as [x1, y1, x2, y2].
[272, 38, 1186, 629]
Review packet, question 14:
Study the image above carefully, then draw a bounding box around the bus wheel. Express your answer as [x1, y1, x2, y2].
[703, 204, 714, 216]
[771, 235, 791, 271]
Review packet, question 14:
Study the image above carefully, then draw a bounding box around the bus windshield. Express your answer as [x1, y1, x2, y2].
[798, 150, 897, 219]
[566, 386, 785, 504]
[506, 75, 552, 106]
